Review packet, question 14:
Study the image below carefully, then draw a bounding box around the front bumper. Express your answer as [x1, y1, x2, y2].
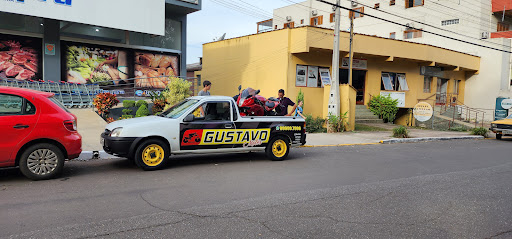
[101, 133, 138, 157]
[490, 127, 512, 135]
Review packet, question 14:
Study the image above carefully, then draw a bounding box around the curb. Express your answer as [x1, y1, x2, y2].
[380, 136, 484, 144]
[300, 142, 382, 148]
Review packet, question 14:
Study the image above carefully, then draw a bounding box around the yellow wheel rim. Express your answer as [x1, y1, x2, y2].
[272, 139, 287, 158]
[142, 144, 165, 166]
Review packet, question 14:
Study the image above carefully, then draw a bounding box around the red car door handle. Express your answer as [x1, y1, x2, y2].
[13, 124, 29, 129]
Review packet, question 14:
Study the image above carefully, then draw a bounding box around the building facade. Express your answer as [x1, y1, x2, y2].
[202, 27, 480, 127]
[263, 0, 512, 121]
[0, 0, 201, 96]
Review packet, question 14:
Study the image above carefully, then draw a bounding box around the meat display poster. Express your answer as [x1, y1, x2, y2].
[65, 44, 128, 86]
[134, 52, 179, 89]
[0, 34, 42, 81]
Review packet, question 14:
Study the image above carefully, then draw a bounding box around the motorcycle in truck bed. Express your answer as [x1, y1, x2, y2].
[101, 96, 307, 170]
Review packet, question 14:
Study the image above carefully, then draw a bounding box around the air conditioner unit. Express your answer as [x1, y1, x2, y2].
[312, 10, 318, 16]
[351, 1, 358, 7]
[481, 32, 490, 39]
[405, 22, 415, 29]
[286, 16, 292, 21]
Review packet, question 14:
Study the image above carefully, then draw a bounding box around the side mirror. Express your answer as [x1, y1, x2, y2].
[183, 114, 195, 122]
[238, 85, 242, 91]
[255, 89, 261, 95]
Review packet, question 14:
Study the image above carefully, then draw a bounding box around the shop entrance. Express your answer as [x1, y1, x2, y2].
[436, 78, 449, 105]
[340, 69, 367, 105]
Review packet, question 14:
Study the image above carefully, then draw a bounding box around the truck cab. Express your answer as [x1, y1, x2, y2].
[101, 96, 306, 170]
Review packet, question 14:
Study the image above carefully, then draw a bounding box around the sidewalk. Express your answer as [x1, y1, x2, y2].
[306, 123, 485, 146]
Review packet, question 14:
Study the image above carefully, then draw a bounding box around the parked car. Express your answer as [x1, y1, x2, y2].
[490, 113, 512, 140]
[101, 96, 306, 170]
[0, 87, 82, 180]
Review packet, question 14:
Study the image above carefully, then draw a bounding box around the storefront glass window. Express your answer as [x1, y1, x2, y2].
[382, 72, 408, 91]
[397, 74, 409, 91]
[60, 22, 126, 44]
[0, 12, 43, 34]
[129, 19, 181, 51]
[381, 73, 393, 90]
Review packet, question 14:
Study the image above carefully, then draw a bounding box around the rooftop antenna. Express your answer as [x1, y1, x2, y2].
[214, 33, 226, 41]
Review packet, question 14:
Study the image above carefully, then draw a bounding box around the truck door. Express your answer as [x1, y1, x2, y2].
[180, 101, 236, 150]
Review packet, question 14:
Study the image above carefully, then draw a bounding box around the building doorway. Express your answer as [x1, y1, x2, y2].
[436, 78, 449, 105]
[340, 69, 367, 105]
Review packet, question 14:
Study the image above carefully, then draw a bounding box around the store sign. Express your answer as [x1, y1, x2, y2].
[0, 0, 165, 35]
[319, 68, 331, 86]
[296, 65, 307, 87]
[501, 99, 512, 110]
[307, 66, 319, 87]
[45, 43, 55, 55]
[420, 66, 445, 78]
[380, 91, 405, 107]
[495, 98, 509, 120]
[413, 102, 433, 122]
[341, 58, 367, 70]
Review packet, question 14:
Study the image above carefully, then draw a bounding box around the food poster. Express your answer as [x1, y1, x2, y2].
[134, 52, 179, 89]
[0, 34, 42, 81]
[65, 44, 129, 87]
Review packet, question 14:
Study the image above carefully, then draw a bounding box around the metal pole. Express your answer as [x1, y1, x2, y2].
[328, 0, 341, 117]
[348, 14, 354, 86]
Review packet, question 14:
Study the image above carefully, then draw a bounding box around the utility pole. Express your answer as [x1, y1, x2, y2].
[328, 0, 341, 117]
[348, 12, 354, 86]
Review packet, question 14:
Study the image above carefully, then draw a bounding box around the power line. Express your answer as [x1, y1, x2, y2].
[317, 0, 512, 53]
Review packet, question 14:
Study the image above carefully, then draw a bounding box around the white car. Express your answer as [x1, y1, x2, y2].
[101, 96, 306, 170]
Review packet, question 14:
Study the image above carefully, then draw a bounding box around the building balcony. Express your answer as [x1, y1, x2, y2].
[492, 0, 512, 13]
[491, 30, 512, 38]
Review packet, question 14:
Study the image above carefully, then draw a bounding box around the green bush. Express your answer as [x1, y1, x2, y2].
[471, 127, 488, 137]
[393, 126, 409, 138]
[136, 104, 150, 118]
[163, 77, 193, 110]
[123, 100, 135, 108]
[327, 111, 348, 133]
[135, 100, 148, 108]
[305, 114, 326, 133]
[122, 108, 133, 115]
[296, 89, 304, 108]
[368, 95, 399, 123]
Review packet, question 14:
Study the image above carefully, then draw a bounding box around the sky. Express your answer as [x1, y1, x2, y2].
[186, 0, 292, 64]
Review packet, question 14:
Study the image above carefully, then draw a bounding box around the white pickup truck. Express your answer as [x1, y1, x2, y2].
[101, 96, 306, 170]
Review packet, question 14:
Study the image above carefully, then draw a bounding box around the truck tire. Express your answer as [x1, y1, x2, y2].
[265, 136, 290, 161]
[134, 139, 170, 171]
[496, 134, 502, 140]
[19, 143, 65, 180]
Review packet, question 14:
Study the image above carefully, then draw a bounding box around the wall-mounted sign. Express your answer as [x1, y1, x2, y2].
[307, 66, 319, 87]
[413, 102, 433, 122]
[45, 43, 55, 55]
[319, 68, 331, 86]
[495, 97, 510, 120]
[0, 34, 42, 81]
[501, 99, 512, 110]
[380, 91, 405, 107]
[341, 58, 367, 70]
[420, 66, 445, 78]
[296, 65, 307, 87]
[0, 0, 165, 35]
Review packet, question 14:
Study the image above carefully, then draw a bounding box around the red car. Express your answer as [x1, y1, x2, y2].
[0, 87, 82, 180]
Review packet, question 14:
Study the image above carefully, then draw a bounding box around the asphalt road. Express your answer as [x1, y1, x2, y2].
[1, 139, 511, 239]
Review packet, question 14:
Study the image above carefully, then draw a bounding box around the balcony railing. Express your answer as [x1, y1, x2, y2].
[492, 0, 512, 12]
[491, 30, 512, 38]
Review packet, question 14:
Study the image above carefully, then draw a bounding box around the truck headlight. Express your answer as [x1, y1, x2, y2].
[491, 124, 497, 128]
[110, 127, 123, 137]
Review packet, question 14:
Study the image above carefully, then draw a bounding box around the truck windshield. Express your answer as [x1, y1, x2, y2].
[507, 114, 512, 119]
[161, 99, 199, 119]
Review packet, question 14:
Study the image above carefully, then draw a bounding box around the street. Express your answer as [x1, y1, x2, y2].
[1, 139, 511, 238]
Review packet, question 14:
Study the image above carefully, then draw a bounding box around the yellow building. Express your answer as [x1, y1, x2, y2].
[202, 26, 480, 129]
